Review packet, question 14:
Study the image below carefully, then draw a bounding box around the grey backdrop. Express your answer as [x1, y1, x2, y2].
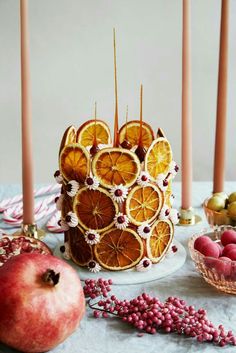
[0, 0, 236, 184]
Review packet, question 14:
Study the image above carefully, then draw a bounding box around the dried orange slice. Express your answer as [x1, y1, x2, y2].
[59, 125, 77, 155]
[73, 187, 118, 232]
[126, 184, 163, 225]
[92, 148, 141, 188]
[144, 138, 172, 180]
[68, 226, 93, 266]
[60, 143, 89, 183]
[119, 120, 154, 149]
[146, 219, 173, 263]
[77, 119, 111, 147]
[95, 228, 143, 270]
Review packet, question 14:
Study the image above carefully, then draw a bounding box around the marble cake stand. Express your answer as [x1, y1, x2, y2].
[54, 239, 186, 285]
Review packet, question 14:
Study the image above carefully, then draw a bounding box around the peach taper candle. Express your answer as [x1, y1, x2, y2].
[181, 0, 192, 210]
[213, 0, 229, 193]
[20, 0, 34, 225]
[179, 0, 201, 225]
[113, 29, 119, 147]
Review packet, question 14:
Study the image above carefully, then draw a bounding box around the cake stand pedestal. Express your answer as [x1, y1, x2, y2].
[54, 239, 186, 285]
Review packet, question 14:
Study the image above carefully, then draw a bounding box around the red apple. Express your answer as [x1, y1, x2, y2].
[194, 235, 212, 252]
[222, 243, 236, 257]
[0, 253, 85, 352]
[221, 230, 236, 246]
[200, 242, 220, 258]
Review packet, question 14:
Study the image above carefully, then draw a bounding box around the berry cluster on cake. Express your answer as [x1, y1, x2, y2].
[54, 119, 179, 273]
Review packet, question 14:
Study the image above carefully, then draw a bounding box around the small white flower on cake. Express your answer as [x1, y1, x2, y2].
[60, 242, 71, 260]
[137, 171, 150, 187]
[58, 219, 70, 231]
[55, 194, 64, 211]
[166, 244, 178, 258]
[169, 161, 179, 178]
[114, 213, 129, 230]
[84, 229, 100, 245]
[66, 180, 79, 197]
[85, 175, 100, 190]
[137, 223, 151, 239]
[136, 257, 152, 272]
[65, 212, 79, 228]
[54, 170, 63, 184]
[110, 184, 128, 203]
[156, 173, 169, 192]
[169, 209, 179, 225]
[87, 260, 101, 273]
[159, 204, 171, 220]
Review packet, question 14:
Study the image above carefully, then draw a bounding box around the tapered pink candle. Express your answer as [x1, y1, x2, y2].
[20, 0, 34, 224]
[213, 0, 229, 193]
[181, 0, 192, 210]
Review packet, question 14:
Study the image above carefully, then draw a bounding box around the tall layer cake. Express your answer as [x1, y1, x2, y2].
[54, 119, 179, 273]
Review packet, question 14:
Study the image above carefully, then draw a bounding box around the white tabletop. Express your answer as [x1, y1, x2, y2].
[0, 182, 236, 353]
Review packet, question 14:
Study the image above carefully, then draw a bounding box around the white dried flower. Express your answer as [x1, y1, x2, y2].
[87, 260, 101, 273]
[55, 194, 64, 211]
[84, 175, 100, 190]
[66, 180, 79, 197]
[54, 170, 63, 184]
[137, 171, 151, 187]
[159, 204, 171, 220]
[114, 213, 129, 230]
[136, 257, 152, 272]
[110, 184, 128, 203]
[169, 209, 179, 225]
[137, 223, 151, 239]
[156, 173, 169, 192]
[65, 212, 78, 228]
[84, 229, 100, 245]
[169, 161, 179, 178]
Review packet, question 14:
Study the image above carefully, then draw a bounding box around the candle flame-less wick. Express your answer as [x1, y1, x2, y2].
[113, 28, 119, 147]
[138, 84, 143, 146]
[125, 105, 129, 139]
[94, 101, 97, 145]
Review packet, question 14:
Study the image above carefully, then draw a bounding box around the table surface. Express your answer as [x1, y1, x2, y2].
[0, 182, 236, 353]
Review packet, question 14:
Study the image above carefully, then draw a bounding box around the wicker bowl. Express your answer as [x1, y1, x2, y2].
[188, 226, 236, 294]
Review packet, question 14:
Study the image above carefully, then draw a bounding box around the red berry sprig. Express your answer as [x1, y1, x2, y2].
[83, 278, 236, 347]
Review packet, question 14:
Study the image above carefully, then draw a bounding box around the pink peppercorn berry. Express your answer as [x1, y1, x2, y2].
[83, 278, 236, 347]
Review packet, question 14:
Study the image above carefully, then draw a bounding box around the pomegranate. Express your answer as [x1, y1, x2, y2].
[0, 253, 85, 352]
[0, 235, 51, 266]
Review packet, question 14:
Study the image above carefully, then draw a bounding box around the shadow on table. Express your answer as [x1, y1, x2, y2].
[0, 343, 18, 353]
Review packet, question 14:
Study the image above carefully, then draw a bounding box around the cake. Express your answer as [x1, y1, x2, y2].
[54, 118, 179, 273]
[54, 31, 179, 273]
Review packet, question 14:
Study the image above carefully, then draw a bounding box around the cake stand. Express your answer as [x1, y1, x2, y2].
[54, 239, 186, 285]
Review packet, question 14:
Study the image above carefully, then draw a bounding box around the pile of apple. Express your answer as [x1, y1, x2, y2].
[207, 192, 236, 221]
[194, 229, 236, 279]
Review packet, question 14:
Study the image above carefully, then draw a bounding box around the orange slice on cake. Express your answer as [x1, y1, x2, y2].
[73, 187, 118, 232]
[119, 120, 154, 149]
[59, 125, 77, 155]
[92, 148, 141, 188]
[60, 143, 89, 182]
[146, 219, 173, 263]
[144, 138, 172, 180]
[77, 119, 111, 147]
[94, 228, 143, 271]
[68, 226, 93, 267]
[126, 184, 163, 225]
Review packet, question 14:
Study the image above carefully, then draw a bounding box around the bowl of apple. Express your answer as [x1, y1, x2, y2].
[203, 192, 236, 227]
[189, 226, 236, 294]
